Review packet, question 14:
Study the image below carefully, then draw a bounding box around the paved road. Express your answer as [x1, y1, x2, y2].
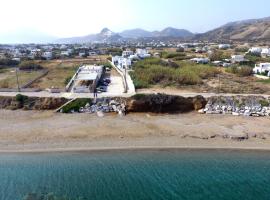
[0, 91, 269, 99]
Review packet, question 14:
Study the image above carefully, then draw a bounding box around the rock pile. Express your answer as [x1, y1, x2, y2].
[78, 99, 126, 116]
[199, 96, 270, 117]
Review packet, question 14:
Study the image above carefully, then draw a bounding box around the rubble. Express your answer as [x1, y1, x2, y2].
[200, 96, 270, 117]
[77, 98, 126, 116]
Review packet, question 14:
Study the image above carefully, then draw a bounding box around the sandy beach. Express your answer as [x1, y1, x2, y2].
[1, 110, 270, 152]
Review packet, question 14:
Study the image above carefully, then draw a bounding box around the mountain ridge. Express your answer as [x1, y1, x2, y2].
[194, 16, 270, 41]
[56, 27, 194, 43]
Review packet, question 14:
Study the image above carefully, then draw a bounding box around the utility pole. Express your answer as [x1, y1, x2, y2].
[218, 74, 221, 94]
[124, 65, 128, 93]
[15, 68, 20, 92]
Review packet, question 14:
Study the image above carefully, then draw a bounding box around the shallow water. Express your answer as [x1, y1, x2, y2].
[0, 149, 270, 200]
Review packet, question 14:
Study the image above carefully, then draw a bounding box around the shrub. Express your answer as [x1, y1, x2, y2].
[0, 59, 19, 66]
[226, 66, 253, 77]
[19, 61, 43, 71]
[259, 99, 269, 107]
[15, 94, 28, 103]
[61, 98, 91, 113]
[131, 58, 219, 89]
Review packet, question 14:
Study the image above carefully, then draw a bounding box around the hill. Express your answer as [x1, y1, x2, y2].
[194, 17, 270, 42]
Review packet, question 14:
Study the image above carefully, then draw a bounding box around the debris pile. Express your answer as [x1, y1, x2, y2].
[78, 98, 126, 116]
[199, 96, 270, 117]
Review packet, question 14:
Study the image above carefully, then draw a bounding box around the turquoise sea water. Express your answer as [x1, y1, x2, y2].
[0, 149, 270, 200]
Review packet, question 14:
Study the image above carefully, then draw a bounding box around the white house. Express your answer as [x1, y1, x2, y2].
[69, 65, 104, 93]
[42, 51, 53, 60]
[117, 57, 132, 70]
[231, 55, 245, 63]
[219, 44, 230, 49]
[61, 51, 70, 57]
[248, 47, 262, 55]
[89, 51, 97, 56]
[112, 56, 132, 70]
[261, 48, 270, 58]
[79, 52, 86, 57]
[122, 50, 133, 57]
[136, 49, 151, 59]
[190, 58, 210, 64]
[253, 63, 270, 76]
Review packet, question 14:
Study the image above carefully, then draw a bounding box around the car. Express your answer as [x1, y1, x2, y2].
[103, 78, 111, 83]
[100, 81, 109, 86]
[96, 86, 107, 93]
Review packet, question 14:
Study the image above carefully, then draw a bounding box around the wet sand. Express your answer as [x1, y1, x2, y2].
[1, 110, 270, 152]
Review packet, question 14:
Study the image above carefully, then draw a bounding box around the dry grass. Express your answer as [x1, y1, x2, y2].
[30, 57, 109, 89]
[0, 69, 44, 88]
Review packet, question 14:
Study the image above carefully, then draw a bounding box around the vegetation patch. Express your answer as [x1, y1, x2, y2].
[225, 65, 253, 77]
[130, 58, 219, 89]
[61, 98, 91, 113]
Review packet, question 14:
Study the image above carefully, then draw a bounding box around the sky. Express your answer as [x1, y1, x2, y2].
[0, 0, 270, 42]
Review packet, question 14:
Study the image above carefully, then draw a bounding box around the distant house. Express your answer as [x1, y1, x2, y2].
[136, 49, 151, 59]
[190, 58, 209, 64]
[79, 52, 86, 57]
[261, 48, 270, 58]
[253, 63, 270, 76]
[89, 51, 97, 56]
[61, 51, 70, 57]
[219, 44, 230, 50]
[42, 51, 53, 60]
[231, 55, 245, 63]
[122, 50, 133, 58]
[248, 47, 262, 55]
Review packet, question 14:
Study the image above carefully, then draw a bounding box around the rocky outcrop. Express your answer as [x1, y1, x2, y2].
[126, 94, 207, 113]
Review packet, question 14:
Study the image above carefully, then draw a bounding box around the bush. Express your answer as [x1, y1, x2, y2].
[61, 98, 91, 113]
[19, 61, 43, 70]
[0, 59, 19, 66]
[131, 59, 219, 89]
[226, 66, 253, 77]
[65, 76, 72, 85]
[235, 47, 249, 53]
[259, 99, 269, 107]
[15, 94, 28, 103]
[209, 50, 230, 61]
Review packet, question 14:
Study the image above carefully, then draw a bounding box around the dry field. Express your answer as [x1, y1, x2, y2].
[0, 68, 44, 89]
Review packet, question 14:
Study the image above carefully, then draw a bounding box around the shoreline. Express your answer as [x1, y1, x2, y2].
[2, 145, 270, 154]
[1, 109, 270, 153]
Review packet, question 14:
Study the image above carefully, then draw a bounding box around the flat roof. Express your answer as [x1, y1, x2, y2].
[76, 73, 98, 81]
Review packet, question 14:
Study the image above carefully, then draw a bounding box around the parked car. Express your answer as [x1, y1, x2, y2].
[97, 86, 107, 93]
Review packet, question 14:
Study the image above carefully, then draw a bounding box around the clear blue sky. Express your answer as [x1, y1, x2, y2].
[0, 0, 269, 41]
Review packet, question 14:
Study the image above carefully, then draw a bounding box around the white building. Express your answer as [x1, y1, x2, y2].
[42, 51, 53, 60]
[79, 52, 86, 57]
[61, 51, 70, 57]
[136, 49, 151, 59]
[253, 63, 270, 76]
[190, 58, 210, 64]
[231, 55, 245, 63]
[248, 47, 262, 55]
[89, 51, 97, 56]
[112, 56, 132, 70]
[261, 48, 270, 58]
[122, 50, 133, 57]
[219, 44, 230, 49]
[68, 65, 104, 93]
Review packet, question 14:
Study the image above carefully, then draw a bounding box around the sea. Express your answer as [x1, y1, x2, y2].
[0, 149, 270, 200]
